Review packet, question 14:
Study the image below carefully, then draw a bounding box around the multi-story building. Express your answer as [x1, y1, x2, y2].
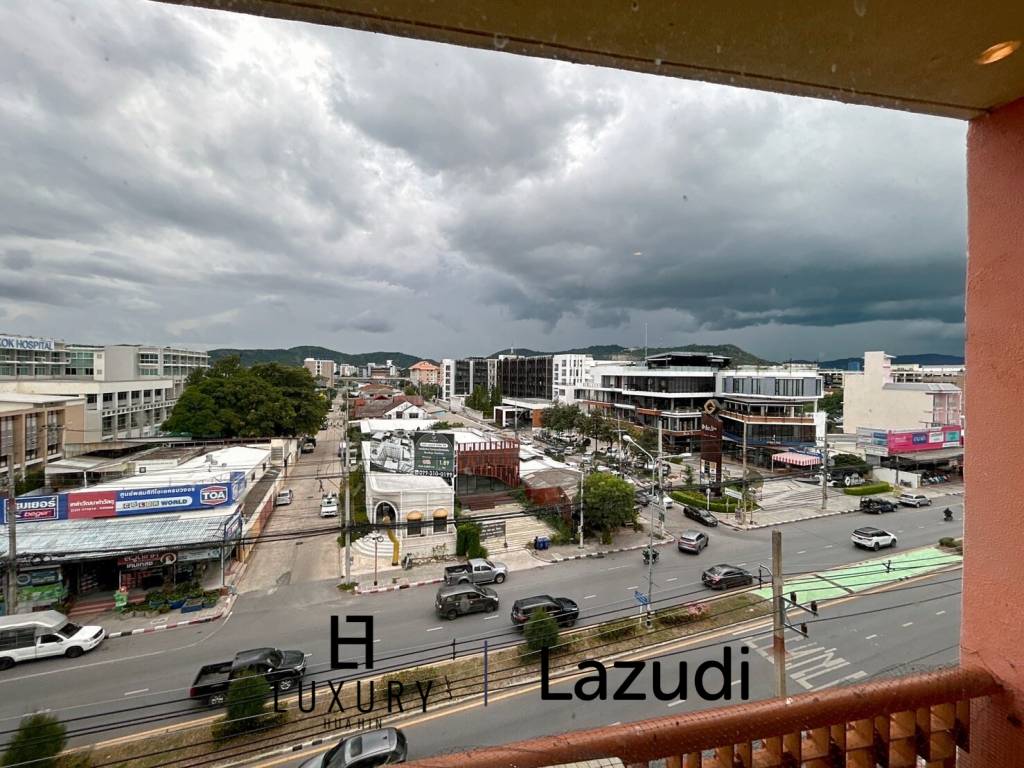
[552, 354, 593, 404]
[408, 361, 440, 387]
[497, 355, 554, 399]
[441, 357, 494, 399]
[0, 393, 85, 477]
[580, 352, 823, 457]
[303, 357, 336, 386]
[843, 351, 963, 434]
[0, 333, 208, 444]
[334, 362, 359, 378]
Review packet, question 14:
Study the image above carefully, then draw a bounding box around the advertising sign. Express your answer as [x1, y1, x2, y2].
[888, 426, 963, 454]
[1, 495, 64, 525]
[178, 548, 222, 563]
[66, 490, 118, 519]
[223, 512, 243, 542]
[16, 568, 61, 587]
[118, 552, 177, 571]
[413, 433, 456, 477]
[479, 521, 506, 541]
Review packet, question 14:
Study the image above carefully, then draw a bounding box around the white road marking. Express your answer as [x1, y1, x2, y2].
[865, 634, 878, 640]
[583, 594, 597, 600]
[425, 626, 443, 632]
[666, 578, 678, 583]
[730, 679, 742, 686]
[607, 565, 629, 571]
[667, 700, 686, 708]
[626, 585, 639, 590]
[797, 550, 807, 554]
[124, 688, 149, 696]
[823, 545, 834, 549]
[902, 622, 913, 628]
[935, 610, 946, 616]
[736, 562, 747, 566]
[374, 639, 383, 643]
[483, 615, 500, 621]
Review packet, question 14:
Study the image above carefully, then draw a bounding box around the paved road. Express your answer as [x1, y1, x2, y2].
[264, 571, 961, 767]
[0, 496, 963, 748]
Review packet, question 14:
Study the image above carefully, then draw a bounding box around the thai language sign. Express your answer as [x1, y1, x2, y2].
[2, 482, 241, 524]
[887, 426, 962, 454]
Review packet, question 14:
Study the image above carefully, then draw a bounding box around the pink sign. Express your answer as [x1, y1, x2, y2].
[888, 426, 962, 454]
[66, 490, 117, 519]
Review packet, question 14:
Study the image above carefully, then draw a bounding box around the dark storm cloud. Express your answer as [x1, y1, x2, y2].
[0, 0, 966, 360]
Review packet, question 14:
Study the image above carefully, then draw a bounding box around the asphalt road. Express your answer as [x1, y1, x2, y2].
[0, 495, 964, 750]
[264, 570, 962, 767]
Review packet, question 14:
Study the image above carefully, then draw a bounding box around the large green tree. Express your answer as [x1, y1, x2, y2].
[541, 404, 584, 433]
[582, 472, 636, 534]
[162, 356, 328, 438]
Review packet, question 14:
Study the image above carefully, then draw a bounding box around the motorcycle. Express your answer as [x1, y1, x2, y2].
[943, 508, 954, 521]
[642, 547, 660, 564]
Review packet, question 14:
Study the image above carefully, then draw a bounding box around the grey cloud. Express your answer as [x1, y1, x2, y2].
[325, 310, 395, 335]
[4, 250, 32, 270]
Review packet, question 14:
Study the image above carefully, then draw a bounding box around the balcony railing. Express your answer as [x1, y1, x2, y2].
[403, 667, 997, 768]
[720, 411, 816, 424]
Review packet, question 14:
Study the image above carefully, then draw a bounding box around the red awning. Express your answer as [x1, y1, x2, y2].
[772, 452, 821, 467]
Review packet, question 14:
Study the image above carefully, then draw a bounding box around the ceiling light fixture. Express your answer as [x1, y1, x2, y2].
[975, 40, 1021, 65]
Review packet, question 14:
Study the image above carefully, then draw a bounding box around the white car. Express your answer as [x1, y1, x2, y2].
[0, 612, 105, 669]
[320, 494, 339, 518]
[662, 495, 674, 509]
[851, 526, 898, 551]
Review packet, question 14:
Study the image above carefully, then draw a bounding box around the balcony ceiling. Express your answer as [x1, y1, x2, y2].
[160, 1, 1024, 119]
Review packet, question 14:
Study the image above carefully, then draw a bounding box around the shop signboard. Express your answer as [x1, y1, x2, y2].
[1, 495, 65, 524]
[230, 471, 247, 500]
[479, 521, 506, 540]
[222, 512, 243, 542]
[0, 334, 55, 351]
[118, 552, 177, 571]
[178, 548, 222, 563]
[413, 433, 455, 477]
[16, 568, 61, 587]
[17, 583, 65, 605]
[888, 426, 963, 454]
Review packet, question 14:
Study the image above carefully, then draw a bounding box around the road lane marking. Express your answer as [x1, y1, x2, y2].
[425, 626, 443, 632]
[666, 578, 678, 583]
[483, 615, 499, 620]
[865, 634, 878, 640]
[736, 562, 747, 566]
[797, 550, 807, 554]
[607, 565, 629, 571]
[626, 585, 638, 590]
[667, 699, 686, 708]
[902, 622, 913, 628]
[730, 679, 742, 686]
[935, 610, 946, 616]
[823, 545, 833, 549]
[583, 594, 597, 600]
[123, 688, 149, 696]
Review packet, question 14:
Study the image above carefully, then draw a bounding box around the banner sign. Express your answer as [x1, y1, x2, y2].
[413, 433, 455, 477]
[3, 482, 241, 524]
[479, 521, 506, 540]
[0, 334, 55, 352]
[178, 548, 222, 563]
[888, 426, 962, 454]
[117, 552, 177, 571]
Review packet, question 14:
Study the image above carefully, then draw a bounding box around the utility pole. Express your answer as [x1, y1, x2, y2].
[5, 463, 17, 615]
[343, 399, 352, 586]
[741, 419, 749, 525]
[771, 529, 786, 697]
[656, 421, 664, 537]
[577, 463, 585, 549]
[821, 424, 829, 511]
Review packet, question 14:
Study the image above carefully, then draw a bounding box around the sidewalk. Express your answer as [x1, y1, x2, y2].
[99, 593, 236, 639]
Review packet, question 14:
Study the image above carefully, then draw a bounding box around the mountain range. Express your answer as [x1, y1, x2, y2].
[810, 353, 965, 370]
[207, 346, 424, 369]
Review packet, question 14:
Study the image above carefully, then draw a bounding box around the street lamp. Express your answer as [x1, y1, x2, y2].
[623, 435, 659, 628]
[372, 533, 385, 586]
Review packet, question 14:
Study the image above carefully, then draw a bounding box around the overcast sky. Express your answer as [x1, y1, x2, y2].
[1, 1, 967, 362]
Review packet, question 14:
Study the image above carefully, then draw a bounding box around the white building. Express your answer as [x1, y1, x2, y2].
[383, 401, 428, 420]
[843, 351, 963, 434]
[552, 354, 593, 404]
[0, 334, 208, 444]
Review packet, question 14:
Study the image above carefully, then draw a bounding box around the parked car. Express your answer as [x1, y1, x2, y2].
[677, 529, 709, 554]
[683, 505, 719, 527]
[275, 489, 294, 507]
[0, 612, 105, 670]
[435, 583, 499, 620]
[662, 495, 674, 509]
[443, 558, 508, 586]
[320, 493, 339, 517]
[299, 727, 408, 768]
[511, 595, 579, 629]
[634, 491, 650, 507]
[898, 493, 931, 507]
[852, 526, 898, 550]
[860, 497, 896, 514]
[190, 647, 307, 706]
[301, 441, 316, 454]
[701, 564, 754, 590]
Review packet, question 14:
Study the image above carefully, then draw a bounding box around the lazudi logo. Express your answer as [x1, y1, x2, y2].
[273, 616, 434, 728]
[539, 645, 750, 702]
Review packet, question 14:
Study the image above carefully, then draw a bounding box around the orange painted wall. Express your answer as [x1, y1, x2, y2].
[962, 95, 1024, 763]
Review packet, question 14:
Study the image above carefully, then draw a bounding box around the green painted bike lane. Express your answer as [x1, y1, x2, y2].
[752, 546, 963, 603]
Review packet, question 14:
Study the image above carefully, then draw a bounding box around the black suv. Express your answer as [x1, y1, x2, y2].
[511, 595, 579, 630]
[683, 505, 719, 527]
[860, 497, 897, 514]
[701, 564, 754, 590]
[435, 584, 499, 620]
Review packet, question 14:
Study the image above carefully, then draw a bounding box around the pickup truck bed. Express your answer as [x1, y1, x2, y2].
[192, 662, 232, 690]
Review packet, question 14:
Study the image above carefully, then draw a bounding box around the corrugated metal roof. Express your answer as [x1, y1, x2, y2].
[883, 382, 961, 392]
[0, 511, 236, 560]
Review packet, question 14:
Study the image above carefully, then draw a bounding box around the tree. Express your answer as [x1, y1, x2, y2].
[819, 389, 844, 425]
[541, 404, 584, 434]
[162, 357, 329, 438]
[524, 608, 560, 653]
[2, 713, 67, 768]
[582, 473, 635, 535]
[404, 384, 418, 396]
[214, 672, 272, 739]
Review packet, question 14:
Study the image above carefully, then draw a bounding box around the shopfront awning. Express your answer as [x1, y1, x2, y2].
[771, 452, 822, 467]
[892, 447, 965, 462]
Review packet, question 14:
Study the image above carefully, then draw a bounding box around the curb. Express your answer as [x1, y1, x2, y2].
[547, 538, 673, 562]
[717, 506, 860, 531]
[355, 577, 444, 595]
[106, 594, 236, 639]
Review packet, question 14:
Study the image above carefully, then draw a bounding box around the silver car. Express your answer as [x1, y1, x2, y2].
[301, 728, 408, 768]
[677, 529, 709, 554]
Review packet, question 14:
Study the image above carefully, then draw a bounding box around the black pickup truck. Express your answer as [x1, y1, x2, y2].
[189, 647, 307, 706]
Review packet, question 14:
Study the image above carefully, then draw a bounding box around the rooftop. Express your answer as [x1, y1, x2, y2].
[883, 382, 963, 392]
[85, 445, 270, 492]
[366, 473, 452, 493]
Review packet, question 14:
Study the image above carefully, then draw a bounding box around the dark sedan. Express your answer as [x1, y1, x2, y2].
[683, 505, 719, 527]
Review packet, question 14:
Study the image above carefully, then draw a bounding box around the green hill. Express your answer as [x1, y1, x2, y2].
[207, 346, 423, 369]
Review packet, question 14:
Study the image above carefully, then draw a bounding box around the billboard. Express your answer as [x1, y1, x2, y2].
[888, 426, 962, 454]
[3, 482, 242, 524]
[413, 433, 455, 477]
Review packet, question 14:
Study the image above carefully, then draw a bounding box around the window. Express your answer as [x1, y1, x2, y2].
[407, 512, 423, 536]
[433, 509, 448, 534]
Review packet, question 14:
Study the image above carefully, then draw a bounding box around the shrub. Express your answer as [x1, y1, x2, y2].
[524, 609, 560, 653]
[656, 603, 709, 628]
[600, 530, 613, 545]
[213, 673, 275, 740]
[600, 618, 639, 641]
[456, 522, 482, 557]
[671, 491, 743, 514]
[2, 713, 67, 768]
[843, 482, 892, 496]
[938, 537, 955, 547]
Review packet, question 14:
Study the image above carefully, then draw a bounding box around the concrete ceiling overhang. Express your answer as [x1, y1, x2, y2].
[157, 1, 1024, 119]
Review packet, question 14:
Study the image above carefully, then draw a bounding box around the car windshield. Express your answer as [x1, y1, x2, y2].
[56, 622, 82, 639]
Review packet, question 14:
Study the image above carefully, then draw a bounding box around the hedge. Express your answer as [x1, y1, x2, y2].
[843, 482, 893, 496]
[670, 490, 742, 514]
